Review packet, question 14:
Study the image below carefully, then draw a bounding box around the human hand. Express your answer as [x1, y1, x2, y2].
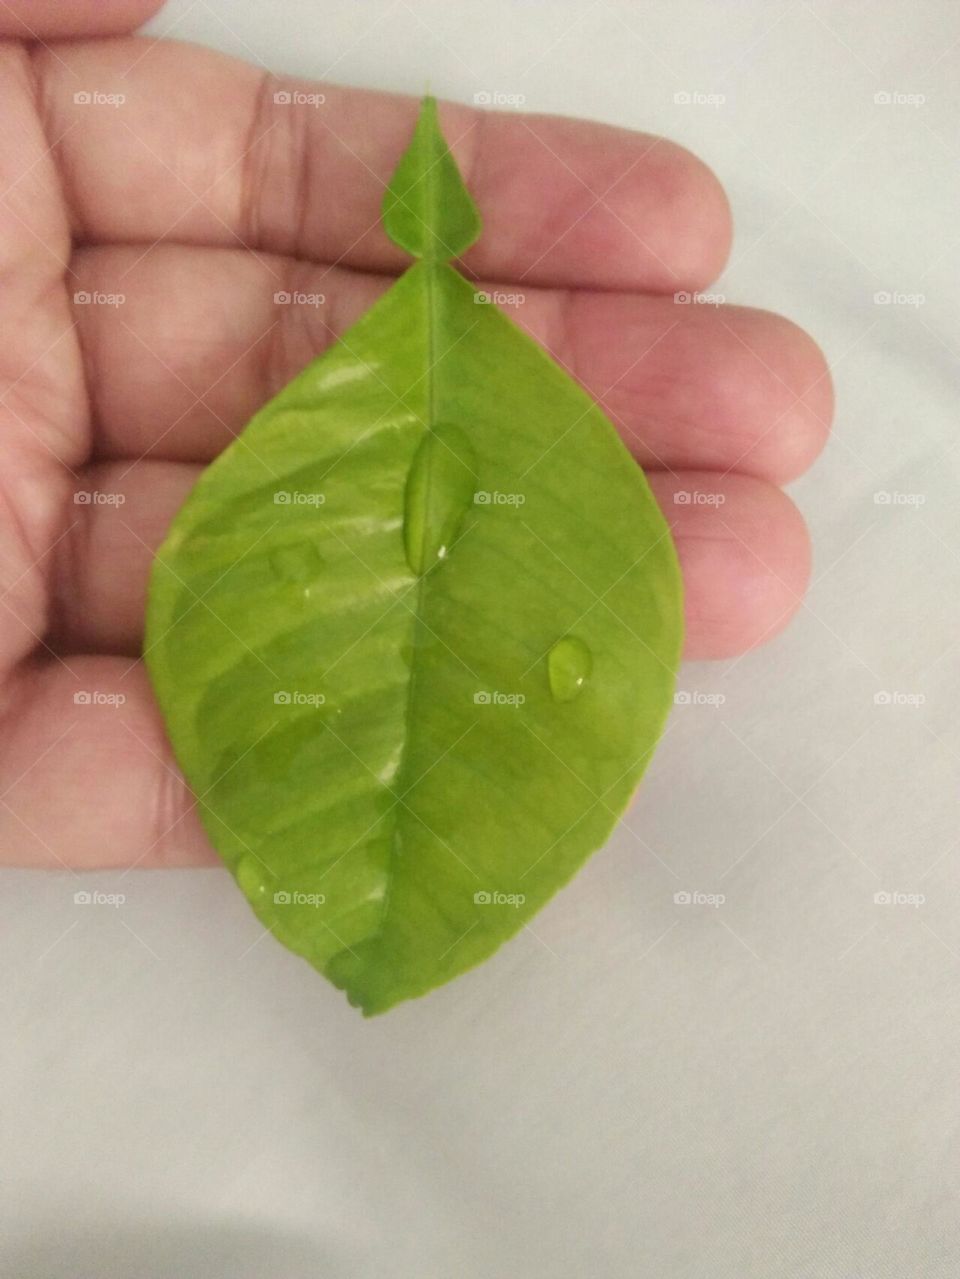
[0, 0, 831, 869]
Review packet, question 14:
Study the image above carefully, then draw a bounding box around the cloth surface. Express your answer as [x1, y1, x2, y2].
[2, 2, 958, 1275]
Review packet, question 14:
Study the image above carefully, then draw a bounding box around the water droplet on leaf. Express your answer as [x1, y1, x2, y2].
[270, 543, 326, 583]
[236, 856, 271, 899]
[403, 423, 477, 575]
[547, 635, 592, 703]
[270, 543, 324, 583]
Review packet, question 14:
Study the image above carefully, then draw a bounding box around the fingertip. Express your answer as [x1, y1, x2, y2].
[461, 109, 733, 292]
[639, 141, 733, 291]
[758, 311, 834, 479]
[649, 471, 811, 660]
[574, 134, 732, 293]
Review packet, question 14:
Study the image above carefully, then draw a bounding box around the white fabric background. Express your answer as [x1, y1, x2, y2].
[2, 2, 958, 1275]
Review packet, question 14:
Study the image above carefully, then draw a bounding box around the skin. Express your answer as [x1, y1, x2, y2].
[0, 0, 832, 871]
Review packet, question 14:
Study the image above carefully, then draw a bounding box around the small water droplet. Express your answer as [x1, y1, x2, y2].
[547, 635, 593, 703]
[403, 423, 477, 575]
[236, 855, 272, 899]
[270, 543, 324, 583]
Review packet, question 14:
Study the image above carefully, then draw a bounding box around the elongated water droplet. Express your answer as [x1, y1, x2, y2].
[547, 635, 593, 703]
[236, 855, 271, 900]
[403, 423, 477, 575]
[270, 543, 324, 583]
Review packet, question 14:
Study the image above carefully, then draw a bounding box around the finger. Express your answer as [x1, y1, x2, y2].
[35, 38, 731, 291]
[0, 656, 215, 869]
[73, 244, 830, 481]
[0, 43, 87, 686]
[0, 0, 163, 38]
[53, 462, 810, 662]
[648, 471, 811, 659]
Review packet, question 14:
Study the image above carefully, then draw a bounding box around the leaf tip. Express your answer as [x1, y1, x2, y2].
[382, 94, 481, 261]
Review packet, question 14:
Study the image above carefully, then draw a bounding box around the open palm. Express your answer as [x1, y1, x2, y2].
[0, 0, 830, 870]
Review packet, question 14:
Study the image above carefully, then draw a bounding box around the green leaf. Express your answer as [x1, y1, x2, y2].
[145, 96, 683, 1015]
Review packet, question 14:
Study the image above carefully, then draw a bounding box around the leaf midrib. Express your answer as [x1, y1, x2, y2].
[362, 143, 444, 954]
